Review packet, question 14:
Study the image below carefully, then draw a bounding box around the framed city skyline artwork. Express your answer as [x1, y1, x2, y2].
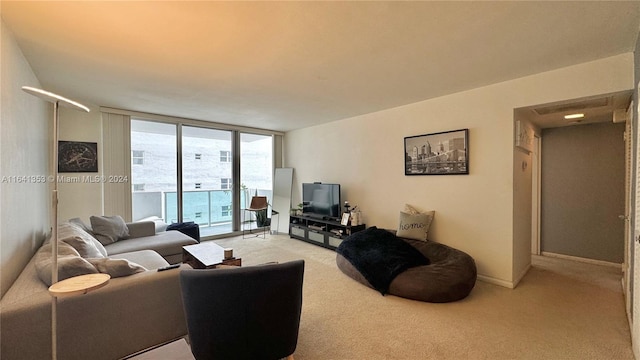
[404, 128, 469, 175]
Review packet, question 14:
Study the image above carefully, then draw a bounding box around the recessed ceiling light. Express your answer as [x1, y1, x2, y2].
[564, 113, 585, 120]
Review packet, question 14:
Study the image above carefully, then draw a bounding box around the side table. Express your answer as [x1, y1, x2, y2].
[48, 273, 110, 359]
[49, 273, 110, 297]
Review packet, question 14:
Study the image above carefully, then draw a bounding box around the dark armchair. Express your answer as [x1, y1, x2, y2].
[180, 260, 305, 360]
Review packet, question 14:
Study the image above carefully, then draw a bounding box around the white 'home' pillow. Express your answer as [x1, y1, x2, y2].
[397, 204, 435, 241]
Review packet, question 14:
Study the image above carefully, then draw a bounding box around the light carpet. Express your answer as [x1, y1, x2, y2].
[134, 234, 633, 360]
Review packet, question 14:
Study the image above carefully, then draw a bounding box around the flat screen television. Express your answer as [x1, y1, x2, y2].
[302, 183, 341, 220]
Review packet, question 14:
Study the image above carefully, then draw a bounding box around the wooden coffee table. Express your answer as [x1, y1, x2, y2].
[182, 241, 242, 269]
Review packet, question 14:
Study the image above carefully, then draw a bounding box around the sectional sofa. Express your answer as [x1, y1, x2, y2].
[0, 219, 198, 360]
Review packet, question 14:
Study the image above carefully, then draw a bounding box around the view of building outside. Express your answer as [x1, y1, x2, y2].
[131, 119, 273, 236]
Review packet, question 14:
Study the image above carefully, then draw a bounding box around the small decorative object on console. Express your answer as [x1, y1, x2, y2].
[340, 213, 350, 226]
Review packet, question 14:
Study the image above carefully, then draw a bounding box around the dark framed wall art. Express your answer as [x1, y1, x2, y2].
[58, 141, 98, 173]
[404, 128, 469, 175]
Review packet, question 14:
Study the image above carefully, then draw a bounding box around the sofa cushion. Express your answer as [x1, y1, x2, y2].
[105, 230, 197, 258]
[137, 215, 169, 232]
[59, 223, 106, 258]
[90, 215, 130, 245]
[88, 258, 147, 278]
[126, 221, 156, 238]
[109, 250, 170, 270]
[34, 241, 99, 286]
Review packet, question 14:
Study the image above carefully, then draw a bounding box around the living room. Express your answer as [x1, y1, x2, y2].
[2, 1, 640, 359]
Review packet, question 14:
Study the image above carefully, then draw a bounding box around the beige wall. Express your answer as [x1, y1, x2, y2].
[57, 105, 103, 223]
[285, 53, 634, 287]
[0, 21, 50, 297]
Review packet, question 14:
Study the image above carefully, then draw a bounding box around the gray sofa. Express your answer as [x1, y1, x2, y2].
[0, 220, 198, 360]
[104, 220, 198, 265]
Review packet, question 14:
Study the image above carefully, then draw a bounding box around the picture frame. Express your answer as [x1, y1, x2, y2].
[341, 213, 350, 226]
[404, 128, 469, 175]
[58, 141, 98, 173]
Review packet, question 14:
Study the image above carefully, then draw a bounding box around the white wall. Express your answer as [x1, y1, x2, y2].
[285, 53, 634, 287]
[0, 20, 50, 297]
[512, 118, 540, 284]
[57, 105, 103, 223]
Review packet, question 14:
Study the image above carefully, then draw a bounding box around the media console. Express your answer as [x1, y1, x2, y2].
[289, 214, 366, 250]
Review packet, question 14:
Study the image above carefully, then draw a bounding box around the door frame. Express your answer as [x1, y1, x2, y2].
[531, 135, 541, 255]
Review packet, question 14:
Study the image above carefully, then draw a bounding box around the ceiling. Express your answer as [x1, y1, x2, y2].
[2, 1, 639, 132]
[517, 90, 633, 129]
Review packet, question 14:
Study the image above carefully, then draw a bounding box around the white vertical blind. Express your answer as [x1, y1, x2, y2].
[101, 112, 132, 220]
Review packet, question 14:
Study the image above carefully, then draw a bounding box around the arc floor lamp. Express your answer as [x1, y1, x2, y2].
[22, 86, 102, 360]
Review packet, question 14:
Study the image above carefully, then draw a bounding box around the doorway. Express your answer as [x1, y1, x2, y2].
[515, 90, 632, 269]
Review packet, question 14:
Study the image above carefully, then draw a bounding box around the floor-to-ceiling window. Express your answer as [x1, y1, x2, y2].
[130, 120, 178, 224]
[181, 126, 233, 237]
[240, 133, 273, 228]
[130, 118, 274, 239]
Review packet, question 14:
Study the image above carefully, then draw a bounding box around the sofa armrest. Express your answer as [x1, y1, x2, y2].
[0, 265, 190, 360]
[127, 221, 156, 238]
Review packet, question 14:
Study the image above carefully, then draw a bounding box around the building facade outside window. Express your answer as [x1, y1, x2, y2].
[221, 178, 232, 190]
[221, 205, 231, 217]
[220, 150, 231, 163]
[132, 150, 144, 165]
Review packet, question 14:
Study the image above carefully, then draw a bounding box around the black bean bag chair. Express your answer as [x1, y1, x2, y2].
[336, 229, 477, 303]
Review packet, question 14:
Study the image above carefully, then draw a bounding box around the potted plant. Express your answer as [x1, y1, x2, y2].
[290, 203, 303, 216]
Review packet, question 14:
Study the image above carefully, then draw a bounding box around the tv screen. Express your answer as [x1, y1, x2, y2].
[302, 183, 341, 219]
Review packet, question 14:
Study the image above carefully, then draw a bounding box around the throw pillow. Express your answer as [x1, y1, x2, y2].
[397, 212, 430, 241]
[398, 204, 435, 241]
[404, 204, 421, 215]
[88, 258, 146, 278]
[68, 217, 94, 235]
[59, 223, 106, 259]
[35, 241, 99, 286]
[90, 215, 130, 245]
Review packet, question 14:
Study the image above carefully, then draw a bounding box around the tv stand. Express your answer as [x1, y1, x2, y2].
[289, 214, 365, 250]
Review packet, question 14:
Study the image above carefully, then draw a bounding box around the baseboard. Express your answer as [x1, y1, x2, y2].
[512, 263, 532, 288]
[477, 274, 515, 289]
[541, 252, 622, 269]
